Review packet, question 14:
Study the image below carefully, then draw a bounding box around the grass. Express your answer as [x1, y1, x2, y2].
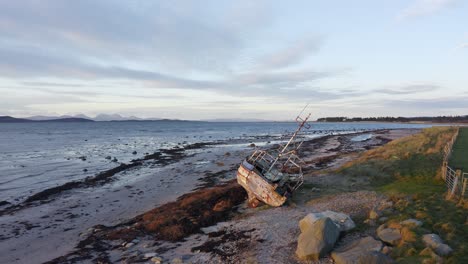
[449, 127, 468, 172]
[337, 127, 468, 263]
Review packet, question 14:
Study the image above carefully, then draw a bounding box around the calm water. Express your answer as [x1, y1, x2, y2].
[0, 121, 432, 202]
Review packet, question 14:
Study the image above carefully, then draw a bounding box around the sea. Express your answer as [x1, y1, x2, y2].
[0, 121, 433, 203]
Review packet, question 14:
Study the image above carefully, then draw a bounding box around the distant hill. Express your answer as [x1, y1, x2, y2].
[0, 116, 32, 123]
[204, 118, 274, 122]
[25, 114, 163, 122]
[317, 115, 468, 123]
[0, 116, 94, 123]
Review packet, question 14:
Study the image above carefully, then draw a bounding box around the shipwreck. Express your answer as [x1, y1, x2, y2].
[237, 109, 311, 207]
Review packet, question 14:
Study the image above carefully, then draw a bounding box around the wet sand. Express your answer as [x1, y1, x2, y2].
[0, 129, 420, 264]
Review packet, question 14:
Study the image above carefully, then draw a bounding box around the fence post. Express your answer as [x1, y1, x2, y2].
[447, 170, 461, 200]
[442, 162, 447, 180]
[461, 178, 467, 200]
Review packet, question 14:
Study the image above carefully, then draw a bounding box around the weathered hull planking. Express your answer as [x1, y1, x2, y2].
[236, 161, 287, 207]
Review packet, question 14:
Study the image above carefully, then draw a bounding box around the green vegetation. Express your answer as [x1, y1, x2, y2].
[340, 127, 456, 186]
[317, 115, 468, 123]
[449, 127, 468, 172]
[338, 127, 468, 263]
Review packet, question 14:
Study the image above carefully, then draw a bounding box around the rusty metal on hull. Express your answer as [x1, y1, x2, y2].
[236, 106, 311, 208]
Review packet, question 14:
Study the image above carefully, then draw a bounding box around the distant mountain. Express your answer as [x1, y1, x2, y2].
[44, 117, 94, 122]
[25, 114, 163, 121]
[204, 118, 274, 122]
[0, 116, 32, 123]
[27, 114, 93, 121]
[0, 116, 94, 123]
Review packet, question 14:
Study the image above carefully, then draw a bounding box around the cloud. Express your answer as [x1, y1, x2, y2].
[384, 95, 468, 109]
[396, 0, 456, 20]
[373, 84, 440, 95]
[0, 41, 352, 101]
[455, 43, 468, 50]
[257, 37, 323, 70]
[0, 0, 271, 73]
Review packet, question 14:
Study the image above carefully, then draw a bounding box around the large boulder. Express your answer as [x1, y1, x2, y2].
[377, 228, 402, 246]
[331, 236, 383, 264]
[296, 217, 340, 260]
[422, 234, 453, 256]
[299, 210, 355, 232]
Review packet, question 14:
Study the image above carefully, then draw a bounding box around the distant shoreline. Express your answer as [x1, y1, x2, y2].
[0, 116, 194, 123]
[2, 114, 468, 124]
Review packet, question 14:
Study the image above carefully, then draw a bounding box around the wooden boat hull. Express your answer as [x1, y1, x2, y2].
[236, 161, 287, 207]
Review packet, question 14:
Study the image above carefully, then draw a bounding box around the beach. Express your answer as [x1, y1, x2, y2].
[0, 123, 422, 264]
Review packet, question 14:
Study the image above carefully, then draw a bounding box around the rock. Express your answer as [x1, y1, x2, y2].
[249, 143, 256, 147]
[440, 245, 453, 257]
[172, 258, 183, 264]
[296, 217, 340, 261]
[377, 228, 401, 246]
[143, 252, 157, 259]
[331, 236, 383, 264]
[378, 217, 389, 223]
[151, 256, 163, 263]
[78, 156, 87, 161]
[420, 247, 443, 264]
[369, 209, 380, 220]
[382, 246, 392, 255]
[300, 211, 355, 232]
[105, 156, 112, 160]
[419, 247, 434, 256]
[378, 200, 394, 211]
[112, 157, 118, 162]
[132, 151, 137, 155]
[422, 234, 453, 256]
[400, 219, 422, 228]
[124, 242, 134, 248]
[358, 251, 394, 264]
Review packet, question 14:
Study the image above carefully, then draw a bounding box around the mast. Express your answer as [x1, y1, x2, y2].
[267, 106, 311, 173]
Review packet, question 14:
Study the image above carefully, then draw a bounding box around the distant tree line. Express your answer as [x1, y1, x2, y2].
[316, 115, 468, 123]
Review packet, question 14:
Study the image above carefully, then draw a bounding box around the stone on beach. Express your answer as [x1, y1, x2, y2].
[299, 210, 355, 232]
[377, 227, 401, 246]
[143, 252, 157, 259]
[296, 217, 340, 260]
[368, 208, 380, 220]
[400, 219, 422, 228]
[331, 236, 384, 264]
[422, 234, 453, 256]
[151, 256, 163, 263]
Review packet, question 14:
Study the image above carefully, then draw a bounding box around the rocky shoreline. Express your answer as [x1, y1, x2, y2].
[0, 128, 421, 263]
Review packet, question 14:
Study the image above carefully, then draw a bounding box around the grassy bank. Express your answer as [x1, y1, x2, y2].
[338, 127, 468, 263]
[449, 127, 468, 172]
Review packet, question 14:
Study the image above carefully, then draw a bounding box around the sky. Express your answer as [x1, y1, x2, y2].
[0, 0, 467, 121]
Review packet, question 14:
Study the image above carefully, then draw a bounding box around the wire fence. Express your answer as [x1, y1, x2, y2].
[442, 127, 467, 201]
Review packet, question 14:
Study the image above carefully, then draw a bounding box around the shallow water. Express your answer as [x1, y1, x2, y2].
[0, 121, 432, 202]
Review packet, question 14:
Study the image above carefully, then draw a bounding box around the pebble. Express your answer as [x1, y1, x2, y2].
[172, 258, 183, 264]
[151, 256, 163, 263]
[143, 252, 157, 259]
